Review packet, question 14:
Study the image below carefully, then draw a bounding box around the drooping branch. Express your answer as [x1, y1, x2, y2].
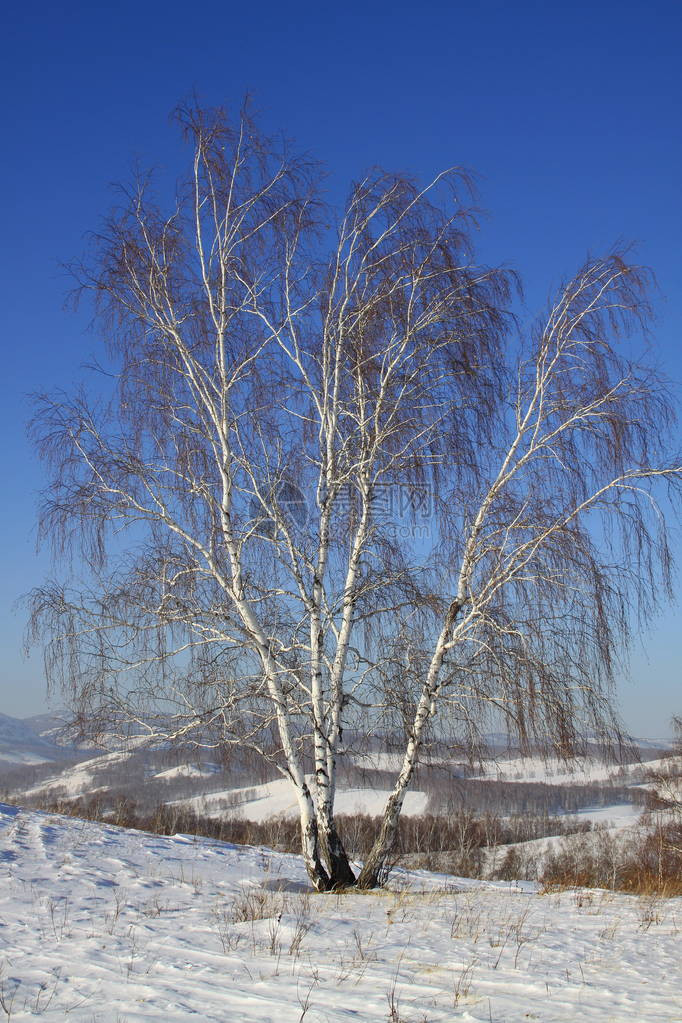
[27, 103, 682, 890]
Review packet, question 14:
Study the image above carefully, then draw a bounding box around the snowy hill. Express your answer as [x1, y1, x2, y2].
[1, 802, 680, 1021]
[171, 777, 429, 821]
[2, 712, 677, 838]
[0, 713, 74, 765]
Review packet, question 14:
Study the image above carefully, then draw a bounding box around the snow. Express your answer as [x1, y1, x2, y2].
[333, 786, 428, 817]
[171, 778, 429, 821]
[481, 817, 646, 881]
[560, 801, 643, 827]
[18, 750, 134, 799]
[350, 750, 462, 773]
[350, 751, 409, 772]
[1, 802, 681, 1021]
[153, 762, 221, 781]
[473, 754, 647, 785]
[0, 750, 54, 766]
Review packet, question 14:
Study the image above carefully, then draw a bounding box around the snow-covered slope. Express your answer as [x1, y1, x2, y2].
[171, 777, 429, 821]
[473, 754, 657, 785]
[1, 802, 680, 1021]
[17, 748, 139, 799]
[153, 761, 221, 781]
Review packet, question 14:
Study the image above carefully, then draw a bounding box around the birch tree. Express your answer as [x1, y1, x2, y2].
[29, 103, 682, 889]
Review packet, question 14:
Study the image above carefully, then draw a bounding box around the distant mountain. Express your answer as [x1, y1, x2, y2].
[22, 712, 69, 737]
[0, 713, 75, 765]
[626, 736, 675, 752]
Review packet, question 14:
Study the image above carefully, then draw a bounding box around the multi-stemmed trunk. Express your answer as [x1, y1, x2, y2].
[356, 612, 457, 888]
[29, 106, 681, 906]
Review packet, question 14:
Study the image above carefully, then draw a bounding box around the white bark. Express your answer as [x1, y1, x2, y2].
[30, 106, 682, 891]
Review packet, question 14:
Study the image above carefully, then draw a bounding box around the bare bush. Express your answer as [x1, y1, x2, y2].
[540, 821, 682, 895]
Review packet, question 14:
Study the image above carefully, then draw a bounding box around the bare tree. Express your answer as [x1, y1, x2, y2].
[28, 103, 682, 890]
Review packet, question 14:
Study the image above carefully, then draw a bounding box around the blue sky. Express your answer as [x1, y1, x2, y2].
[2, 0, 681, 734]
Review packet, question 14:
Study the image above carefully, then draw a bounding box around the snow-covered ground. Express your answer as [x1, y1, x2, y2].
[19, 750, 138, 800]
[1, 802, 680, 1021]
[472, 753, 675, 785]
[153, 762, 222, 781]
[558, 801, 643, 827]
[0, 750, 52, 767]
[171, 778, 429, 821]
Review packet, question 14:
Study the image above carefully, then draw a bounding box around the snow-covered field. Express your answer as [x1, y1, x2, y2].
[557, 801, 643, 827]
[153, 763, 221, 781]
[19, 750, 138, 801]
[1, 803, 681, 1021]
[473, 754, 650, 785]
[172, 778, 429, 822]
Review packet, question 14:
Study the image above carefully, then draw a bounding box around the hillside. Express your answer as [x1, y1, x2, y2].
[0, 713, 74, 766]
[1, 802, 680, 1021]
[2, 720, 672, 825]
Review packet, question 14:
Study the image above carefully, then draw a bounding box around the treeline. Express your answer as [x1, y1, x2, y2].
[24, 794, 682, 894]
[32, 795, 588, 862]
[421, 775, 646, 816]
[0, 757, 84, 795]
[537, 818, 682, 896]
[11, 752, 646, 819]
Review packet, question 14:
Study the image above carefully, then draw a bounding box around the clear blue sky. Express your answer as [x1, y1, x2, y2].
[2, 0, 681, 735]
